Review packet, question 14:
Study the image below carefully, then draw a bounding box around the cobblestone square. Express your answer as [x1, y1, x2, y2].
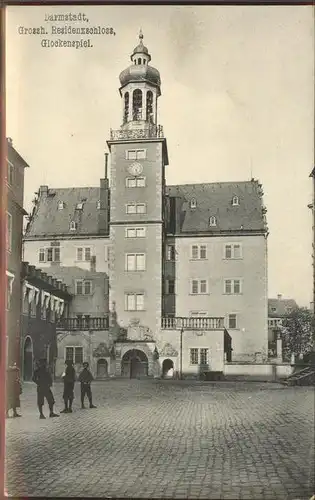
[5, 380, 315, 499]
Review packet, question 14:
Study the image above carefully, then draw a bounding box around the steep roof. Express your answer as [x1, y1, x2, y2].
[166, 181, 266, 233]
[24, 180, 266, 238]
[268, 298, 298, 318]
[25, 187, 100, 237]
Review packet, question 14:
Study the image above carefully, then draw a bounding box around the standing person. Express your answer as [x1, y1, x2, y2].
[78, 362, 97, 409]
[32, 359, 59, 419]
[6, 363, 22, 418]
[60, 360, 76, 413]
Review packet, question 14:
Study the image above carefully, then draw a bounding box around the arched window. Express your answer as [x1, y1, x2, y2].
[190, 198, 197, 209]
[138, 58, 141, 65]
[209, 216, 217, 227]
[133, 89, 143, 121]
[70, 221, 77, 231]
[232, 196, 239, 206]
[146, 91, 153, 121]
[124, 92, 129, 123]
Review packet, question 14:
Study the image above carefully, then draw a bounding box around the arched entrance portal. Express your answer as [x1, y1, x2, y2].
[97, 358, 108, 378]
[121, 349, 148, 379]
[23, 337, 33, 381]
[162, 358, 174, 378]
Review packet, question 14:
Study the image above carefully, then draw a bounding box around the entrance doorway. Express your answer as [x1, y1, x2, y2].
[121, 349, 148, 379]
[23, 336, 33, 381]
[97, 358, 108, 378]
[162, 358, 174, 378]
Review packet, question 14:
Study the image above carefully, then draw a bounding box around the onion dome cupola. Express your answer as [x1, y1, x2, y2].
[119, 31, 161, 128]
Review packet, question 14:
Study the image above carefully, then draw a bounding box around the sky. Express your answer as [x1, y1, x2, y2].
[6, 5, 314, 307]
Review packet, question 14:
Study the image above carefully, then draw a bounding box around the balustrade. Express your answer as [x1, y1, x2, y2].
[161, 317, 225, 330]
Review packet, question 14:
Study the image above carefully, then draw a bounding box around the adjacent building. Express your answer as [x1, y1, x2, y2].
[23, 33, 269, 378]
[309, 167, 315, 313]
[6, 138, 29, 367]
[21, 261, 72, 380]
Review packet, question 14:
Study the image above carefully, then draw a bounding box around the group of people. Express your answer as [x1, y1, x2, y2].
[6, 359, 96, 420]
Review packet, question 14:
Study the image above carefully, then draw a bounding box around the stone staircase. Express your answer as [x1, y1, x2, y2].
[282, 366, 315, 386]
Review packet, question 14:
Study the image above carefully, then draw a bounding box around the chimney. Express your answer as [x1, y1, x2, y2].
[277, 294, 282, 301]
[105, 153, 109, 180]
[39, 185, 48, 197]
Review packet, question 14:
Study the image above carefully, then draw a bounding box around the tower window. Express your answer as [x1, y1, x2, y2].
[209, 216, 217, 227]
[190, 198, 197, 209]
[138, 58, 141, 65]
[133, 89, 143, 121]
[232, 196, 239, 206]
[124, 92, 129, 123]
[126, 149, 146, 160]
[146, 90, 153, 122]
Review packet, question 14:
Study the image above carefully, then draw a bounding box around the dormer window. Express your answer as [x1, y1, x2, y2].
[190, 198, 197, 209]
[232, 196, 239, 206]
[97, 200, 101, 210]
[76, 203, 83, 210]
[70, 221, 77, 231]
[209, 216, 217, 227]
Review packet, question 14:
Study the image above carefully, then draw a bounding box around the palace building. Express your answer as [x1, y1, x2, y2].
[23, 33, 268, 379]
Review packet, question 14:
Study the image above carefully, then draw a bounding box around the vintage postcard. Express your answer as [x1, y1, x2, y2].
[4, 4, 315, 499]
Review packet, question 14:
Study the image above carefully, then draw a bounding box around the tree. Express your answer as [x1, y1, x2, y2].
[282, 307, 315, 361]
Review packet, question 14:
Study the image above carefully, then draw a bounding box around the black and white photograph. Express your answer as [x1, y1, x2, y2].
[4, 4, 315, 499]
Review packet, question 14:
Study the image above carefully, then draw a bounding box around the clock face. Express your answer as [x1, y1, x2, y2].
[128, 162, 143, 176]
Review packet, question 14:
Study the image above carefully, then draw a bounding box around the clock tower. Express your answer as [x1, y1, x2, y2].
[107, 32, 168, 368]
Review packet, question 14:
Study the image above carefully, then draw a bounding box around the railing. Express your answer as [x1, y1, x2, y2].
[110, 125, 164, 141]
[56, 317, 109, 331]
[161, 317, 225, 330]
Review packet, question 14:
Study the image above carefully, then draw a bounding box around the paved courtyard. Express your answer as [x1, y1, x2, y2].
[5, 379, 315, 499]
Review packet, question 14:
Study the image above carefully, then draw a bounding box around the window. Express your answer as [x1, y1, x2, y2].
[97, 200, 101, 210]
[132, 89, 143, 120]
[39, 247, 60, 263]
[232, 196, 239, 206]
[76, 203, 83, 210]
[126, 177, 146, 188]
[271, 307, 277, 313]
[191, 279, 208, 295]
[224, 243, 242, 259]
[126, 149, 146, 160]
[224, 279, 242, 295]
[125, 293, 144, 311]
[125, 253, 146, 271]
[166, 245, 176, 261]
[70, 221, 77, 231]
[6, 212, 12, 252]
[228, 314, 237, 329]
[65, 346, 83, 365]
[200, 348, 209, 365]
[124, 92, 129, 123]
[57, 201, 65, 210]
[7, 161, 14, 185]
[191, 244, 207, 260]
[104, 246, 110, 262]
[75, 280, 92, 295]
[190, 348, 198, 365]
[30, 300, 37, 318]
[166, 279, 175, 294]
[6, 274, 14, 310]
[209, 216, 217, 227]
[125, 227, 146, 238]
[77, 247, 91, 262]
[126, 203, 146, 214]
[146, 90, 153, 121]
[190, 198, 197, 209]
